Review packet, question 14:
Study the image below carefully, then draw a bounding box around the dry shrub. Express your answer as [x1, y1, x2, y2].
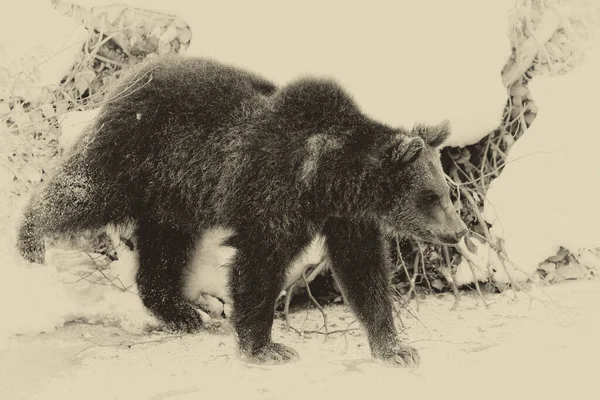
[390, 0, 600, 301]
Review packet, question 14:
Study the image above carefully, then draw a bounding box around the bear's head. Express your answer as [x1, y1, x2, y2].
[379, 120, 468, 245]
[274, 78, 467, 245]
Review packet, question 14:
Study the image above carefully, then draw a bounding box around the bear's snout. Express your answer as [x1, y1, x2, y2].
[441, 226, 468, 245]
[432, 213, 468, 245]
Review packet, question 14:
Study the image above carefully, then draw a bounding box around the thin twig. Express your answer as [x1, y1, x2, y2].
[283, 259, 327, 330]
[288, 326, 359, 337]
[393, 288, 427, 331]
[72, 334, 183, 358]
[418, 244, 433, 292]
[479, 134, 493, 184]
[398, 241, 417, 304]
[442, 245, 461, 301]
[94, 54, 128, 68]
[283, 280, 300, 331]
[302, 268, 329, 336]
[456, 245, 490, 308]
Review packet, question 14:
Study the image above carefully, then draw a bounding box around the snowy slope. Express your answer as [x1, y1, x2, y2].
[72, 0, 512, 147]
[485, 33, 600, 271]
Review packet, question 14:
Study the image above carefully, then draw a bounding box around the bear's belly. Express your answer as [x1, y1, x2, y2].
[183, 226, 326, 305]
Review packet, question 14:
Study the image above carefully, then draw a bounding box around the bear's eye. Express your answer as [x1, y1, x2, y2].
[424, 193, 439, 203]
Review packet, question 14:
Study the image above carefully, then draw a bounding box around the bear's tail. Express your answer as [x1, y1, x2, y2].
[16, 152, 132, 264]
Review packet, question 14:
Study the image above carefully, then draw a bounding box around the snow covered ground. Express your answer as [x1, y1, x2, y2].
[2, 278, 600, 400]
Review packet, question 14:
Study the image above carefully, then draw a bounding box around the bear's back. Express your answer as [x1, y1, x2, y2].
[61, 56, 279, 227]
[87, 56, 277, 155]
[73, 57, 276, 185]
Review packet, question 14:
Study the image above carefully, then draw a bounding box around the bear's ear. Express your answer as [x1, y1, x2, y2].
[390, 136, 425, 167]
[411, 119, 451, 148]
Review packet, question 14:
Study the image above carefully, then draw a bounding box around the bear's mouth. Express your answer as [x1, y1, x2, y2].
[418, 230, 462, 246]
[379, 222, 462, 246]
[434, 237, 461, 246]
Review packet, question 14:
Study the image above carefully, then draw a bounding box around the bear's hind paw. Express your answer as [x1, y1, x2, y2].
[242, 342, 300, 365]
[376, 342, 420, 368]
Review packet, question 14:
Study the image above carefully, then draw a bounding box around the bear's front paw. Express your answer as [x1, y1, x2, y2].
[375, 342, 420, 368]
[242, 342, 300, 365]
[159, 303, 204, 333]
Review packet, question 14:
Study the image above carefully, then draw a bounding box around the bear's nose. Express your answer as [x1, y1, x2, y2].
[455, 227, 468, 241]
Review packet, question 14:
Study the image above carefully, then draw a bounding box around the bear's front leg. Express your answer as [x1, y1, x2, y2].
[228, 231, 309, 364]
[323, 217, 420, 367]
[136, 219, 204, 332]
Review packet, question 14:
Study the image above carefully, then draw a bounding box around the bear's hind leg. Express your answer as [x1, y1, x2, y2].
[136, 219, 203, 332]
[229, 231, 311, 364]
[17, 205, 46, 263]
[17, 155, 131, 263]
[323, 217, 420, 367]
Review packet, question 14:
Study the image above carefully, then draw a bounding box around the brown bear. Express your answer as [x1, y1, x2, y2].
[17, 55, 467, 366]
